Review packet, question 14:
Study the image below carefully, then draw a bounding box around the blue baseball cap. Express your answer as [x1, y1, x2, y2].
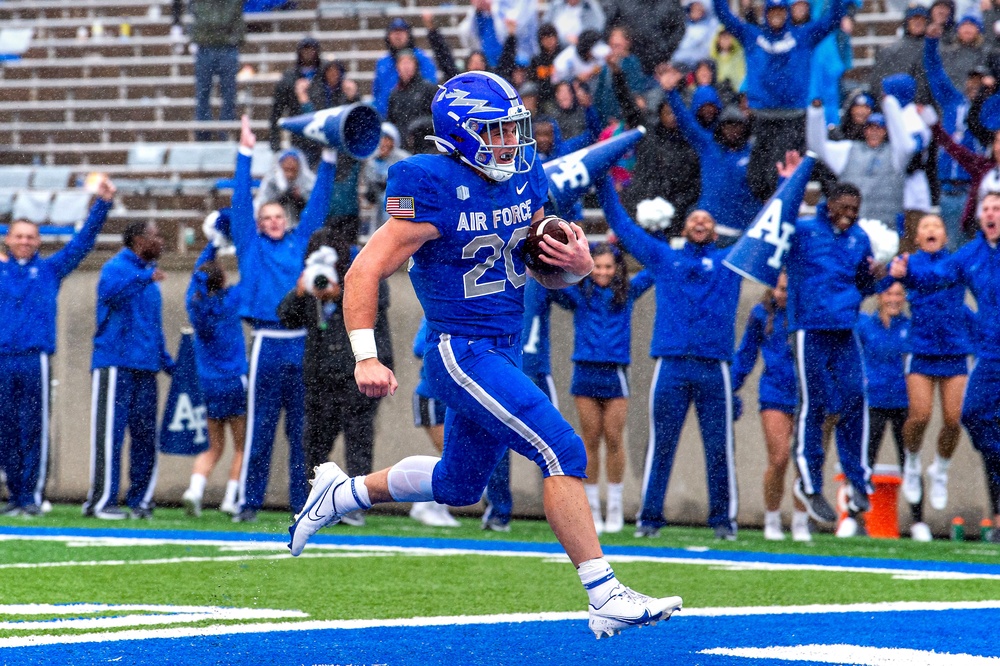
[865, 113, 886, 128]
[959, 14, 984, 31]
[904, 5, 930, 20]
[850, 92, 875, 109]
[765, 0, 790, 8]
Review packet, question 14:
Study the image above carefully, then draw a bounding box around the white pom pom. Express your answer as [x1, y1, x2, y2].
[857, 218, 899, 264]
[635, 197, 675, 231]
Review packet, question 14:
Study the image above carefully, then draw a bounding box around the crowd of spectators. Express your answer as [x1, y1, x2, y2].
[7, 0, 1000, 542]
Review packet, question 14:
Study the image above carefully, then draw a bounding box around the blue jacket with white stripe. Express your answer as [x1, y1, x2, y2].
[856, 312, 910, 410]
[0, 199, 110, 356]
[91, 247, 174, 372]
[230, 147, 336, 328]
[732, 302, 797, 408]
[597, 177, 742, 361]
[786, 203, 878, 331]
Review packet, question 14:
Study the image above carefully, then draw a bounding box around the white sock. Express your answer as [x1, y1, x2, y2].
[224, 480, 238, 505]
[934, 454, 951, 473]
[584, 483, 601, 513]
[578, 557, 619, 607]
[904, 451, 920, 471]
[606, 483, 623, 511]
[765, 510, 782, 526]
[792, 510, 809, 529]
[332, 475, 371, 513]
[188, 474, 206, 497]
[386, 455, 439, 502]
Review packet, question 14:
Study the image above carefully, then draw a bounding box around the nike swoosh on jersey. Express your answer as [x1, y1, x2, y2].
[516, 182, 527, 195]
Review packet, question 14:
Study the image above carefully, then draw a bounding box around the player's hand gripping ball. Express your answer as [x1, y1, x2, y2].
[522, 215, 571, 274]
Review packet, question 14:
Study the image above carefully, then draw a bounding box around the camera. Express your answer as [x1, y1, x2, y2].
[303, 246, 339, 296]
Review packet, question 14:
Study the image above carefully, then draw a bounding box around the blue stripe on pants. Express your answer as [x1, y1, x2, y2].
[424, 335, 585, 507]
[638, 357, 737, 530]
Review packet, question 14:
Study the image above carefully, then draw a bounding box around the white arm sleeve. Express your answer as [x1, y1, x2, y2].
[807, 105, 851, 175]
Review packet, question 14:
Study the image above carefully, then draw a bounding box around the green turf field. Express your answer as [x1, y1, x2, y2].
[2, 505, 1000, 644]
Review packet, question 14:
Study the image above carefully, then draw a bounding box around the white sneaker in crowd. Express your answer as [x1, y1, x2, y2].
[592, 507, 605, 535]
[182, 488, 202, 518]
[604, 502, 624, 533]
[763, 512, 785, 541]
[791, 511, 812, 542]
[220, 498, 238, 515]
[910, 521, 933, 542]
[927, 461, 949, 511]
[902, 455, 923, 505]
[835, 516, 859, 538]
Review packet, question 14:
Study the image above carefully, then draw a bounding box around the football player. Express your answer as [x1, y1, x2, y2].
[289, 71, 682, 638]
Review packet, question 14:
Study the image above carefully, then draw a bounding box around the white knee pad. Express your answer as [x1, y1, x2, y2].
[387, 455, 439, 502]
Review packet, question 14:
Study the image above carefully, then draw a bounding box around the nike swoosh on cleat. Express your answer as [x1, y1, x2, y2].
[516, 182, 527, 195]
[305, 480, 345, 523]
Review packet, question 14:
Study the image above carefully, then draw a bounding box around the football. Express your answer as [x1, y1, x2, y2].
[522, 215, 570, 274]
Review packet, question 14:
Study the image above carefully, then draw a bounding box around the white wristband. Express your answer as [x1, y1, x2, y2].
[349, 328, 378, 362]
[561, 270, 588, 285]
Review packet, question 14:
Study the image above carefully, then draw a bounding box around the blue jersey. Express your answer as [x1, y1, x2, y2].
[552, 270, 654, 365]
[385, 154, 549, 338]
[0, 199, 109, 355]
[786, 204, 878, 331]
[92, 248, 173, 372]
[597, 177, 742, 360]
[521, 278, 554, 377]
[186, 244, 248, 383]
[230, 147, 335, 328]
[896, 249, 972, 356]
[732, 303, 797, 408]
[856, 312, 910, 410]
[907, 233, 1000, 360]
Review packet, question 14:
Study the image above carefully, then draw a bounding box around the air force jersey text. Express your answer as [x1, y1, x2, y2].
[385, 154, 549, 337]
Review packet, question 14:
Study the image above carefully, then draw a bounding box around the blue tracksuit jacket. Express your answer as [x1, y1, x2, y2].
[713, 0, 846, 110]
[856, 312, 910, 410]
[786, 203, 878, 331]
[0, 199, 110, 355]
[895, 249, 972, 356]
[91, 248, 173, 372]
[732, 302, 797, 408]
[230, 146, 336, 328]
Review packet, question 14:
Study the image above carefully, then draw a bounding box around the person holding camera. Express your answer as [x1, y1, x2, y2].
[181, 232, 248, 518]
[277, 228, 394, 527]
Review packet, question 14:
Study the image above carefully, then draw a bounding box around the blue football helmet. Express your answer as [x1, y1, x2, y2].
[428, 71, 535, 182]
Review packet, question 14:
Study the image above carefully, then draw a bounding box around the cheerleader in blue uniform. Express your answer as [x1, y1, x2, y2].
[552, 244, 653, 534]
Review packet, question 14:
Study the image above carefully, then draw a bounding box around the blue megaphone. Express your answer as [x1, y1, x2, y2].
[723, 153, 816, 287]
[543, 127, 646, 218]
[278, 103, 382, 159]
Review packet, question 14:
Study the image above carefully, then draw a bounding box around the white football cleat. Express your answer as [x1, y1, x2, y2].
[902, 455, 923, 505]
[288, 463, 350, 556]
[589, 585, 682, 639]
[182, 488, 202, 518]
[928, 461, 949, 511]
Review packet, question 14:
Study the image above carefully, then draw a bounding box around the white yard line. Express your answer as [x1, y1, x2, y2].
[701, 644, 1000, 665]
[4, 601, 1000, 650]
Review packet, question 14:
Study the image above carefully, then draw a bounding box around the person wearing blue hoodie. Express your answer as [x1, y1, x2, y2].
[596, 176, 742, 541]
[713, 0, 848, 201]
[890, 195, 1000, 541]
[782, 159, 883, 526]
[0, 178, 114, 517]
[230, 115, 336, 523]
[372, 18, 438, 118]
[83, 218, 175, 521]
[659, 65, 757, 243]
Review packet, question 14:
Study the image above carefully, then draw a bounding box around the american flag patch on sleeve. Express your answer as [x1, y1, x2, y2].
[386, 196, 415, 219]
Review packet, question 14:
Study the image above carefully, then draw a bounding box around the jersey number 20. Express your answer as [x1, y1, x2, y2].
[462, 228, 528, 298]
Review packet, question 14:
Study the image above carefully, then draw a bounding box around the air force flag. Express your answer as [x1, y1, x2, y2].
[723, 153, 816, 288]
[159, 331, 208, 456]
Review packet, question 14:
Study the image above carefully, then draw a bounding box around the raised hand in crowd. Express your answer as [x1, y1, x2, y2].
[240, 114, 256, 149]
[656, 63, 683, 92]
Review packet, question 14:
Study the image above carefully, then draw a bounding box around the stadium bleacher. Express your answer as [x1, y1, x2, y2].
[0, 0, 904, 246]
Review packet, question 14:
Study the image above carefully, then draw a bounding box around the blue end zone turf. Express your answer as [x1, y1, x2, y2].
[10, 608, 1000, 665]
